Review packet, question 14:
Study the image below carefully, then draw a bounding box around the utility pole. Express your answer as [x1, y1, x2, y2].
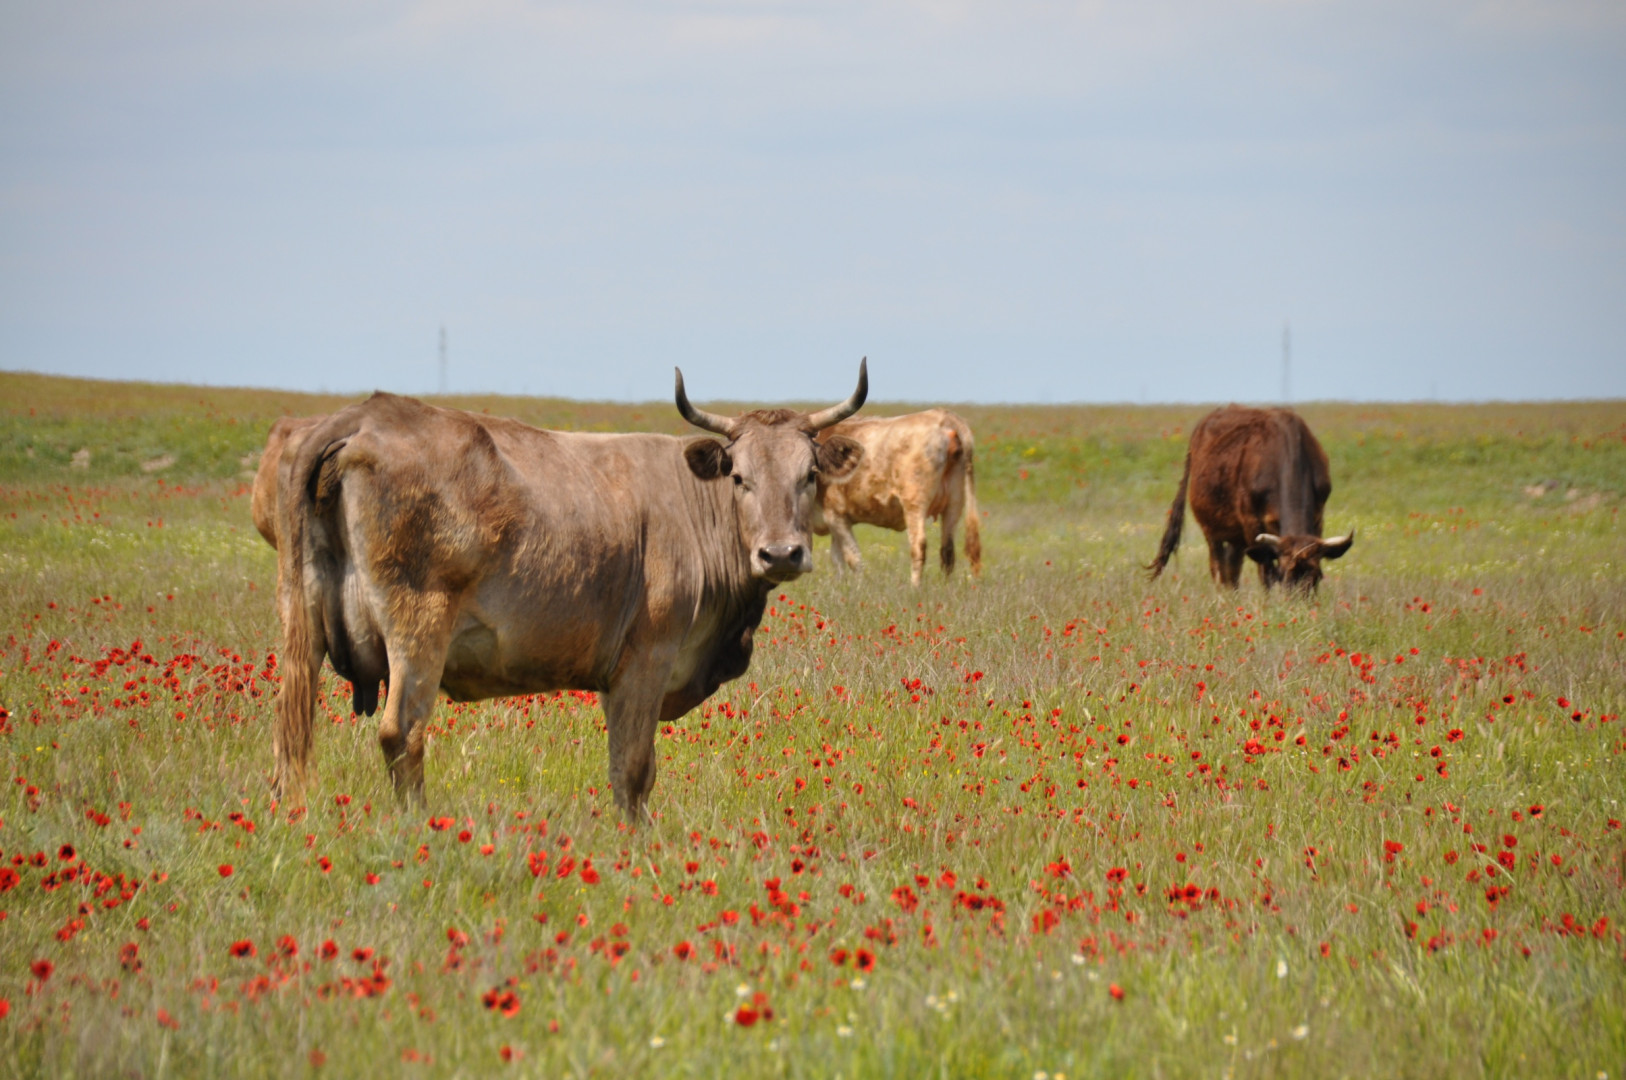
[1281, 321, 1292, 404]
[438, 326, 448, 396]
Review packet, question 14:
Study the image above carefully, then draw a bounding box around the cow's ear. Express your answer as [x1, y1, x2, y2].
[684, 438, 732, 480]
[817, 435, 864, 480]
[1244, 543, 1277, 566]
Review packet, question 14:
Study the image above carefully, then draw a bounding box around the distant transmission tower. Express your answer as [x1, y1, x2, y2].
[1281, 321, 1292, 404]
[438, 326, 448, 395]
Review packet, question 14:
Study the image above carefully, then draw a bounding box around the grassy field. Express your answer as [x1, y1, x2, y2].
[1, 371, 1623, 1079]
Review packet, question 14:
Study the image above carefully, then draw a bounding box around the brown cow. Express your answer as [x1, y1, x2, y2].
[1147, 405, 1353, 592]
[811, 409, 981, 586]
[254, 364, 868, 819]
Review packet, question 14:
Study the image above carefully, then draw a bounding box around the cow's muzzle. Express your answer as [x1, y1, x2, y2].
[756, 543, 812, 582]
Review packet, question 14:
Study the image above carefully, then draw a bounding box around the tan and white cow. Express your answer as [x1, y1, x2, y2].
[812, 409, 981, 586]
[253, 364, 868, 820]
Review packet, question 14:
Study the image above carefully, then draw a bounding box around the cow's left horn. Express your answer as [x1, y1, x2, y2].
[674, 368, 736, 436]
[1320, 530, 1355, 558]
[1254, 533, 1282, 552]
[803, 357, 869, 431]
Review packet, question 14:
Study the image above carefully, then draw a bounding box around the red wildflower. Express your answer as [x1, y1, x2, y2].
[229, 939, 256, 959]
[1502, 834, 1517, 849]
[499, 1045, 519, 1062]
[58, 845, 75, 861]
[352, 947, 374, 963]
[1109, 983, 1125, 1000]
[0, 999, 9, 1020]
[457, 830, 472, 843]
[309, 1049, 326, 1068]
[855, 948, 876, 973]
[734, 1007, 759, 1027]
[319, 939, 339, 961]
[218, 864, 234, 877]
[672, 941, 694, 961]
[31, 959, 53, 982]
[579, 861, 600, 885]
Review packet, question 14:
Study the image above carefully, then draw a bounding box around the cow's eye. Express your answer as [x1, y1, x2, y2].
[805, 469, 818, 485]
[732, 475, 745, 488]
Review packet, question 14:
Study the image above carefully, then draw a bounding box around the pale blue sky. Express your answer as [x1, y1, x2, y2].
[2, 1, 1623, 403]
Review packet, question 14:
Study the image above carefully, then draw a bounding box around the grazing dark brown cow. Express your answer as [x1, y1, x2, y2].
[254, 363, 867, 819]
[811, 410, 982, 586]
[1147, 405, 1353, 592]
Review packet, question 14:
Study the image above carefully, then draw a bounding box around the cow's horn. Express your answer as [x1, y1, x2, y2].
[803, 357, 869, 431]
[1254, 533, 1282, 552]
[674, 368, 735, 436]
[1320, 530, 1355, 556]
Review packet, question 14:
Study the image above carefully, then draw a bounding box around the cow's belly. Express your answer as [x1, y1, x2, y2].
[439, 609, 611, 702]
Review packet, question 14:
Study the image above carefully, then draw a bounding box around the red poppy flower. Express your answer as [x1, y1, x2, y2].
[352, 947, 374, 963]
[672, 941, 694, 961]
[30, 959, 54, 981]
[218, 864, 234, 877]
[1109, 983, 1125, 1000]
[319, 939, 338, 960]
[855, 948, 876, 973]
[58, 845, 75, 861]
[228, 939, 256, 958]
[734, 1006, 759, 1027]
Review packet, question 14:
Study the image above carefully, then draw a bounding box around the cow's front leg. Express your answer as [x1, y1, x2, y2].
[904, 507, 929, 586]
[828, 515, 862, 572]
[602, 662, 676, 823]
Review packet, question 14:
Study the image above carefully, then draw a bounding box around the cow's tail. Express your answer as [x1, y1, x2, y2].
[1147, 451, 1190, 580]
[271, 430, 346, 810]
[960, 426, 982, 576]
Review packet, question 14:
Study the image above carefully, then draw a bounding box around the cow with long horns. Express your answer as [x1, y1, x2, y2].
[253, 362, 868, 819]
[1146, 405, 1353, 592]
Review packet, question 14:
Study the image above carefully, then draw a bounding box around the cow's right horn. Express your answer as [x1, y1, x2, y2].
[1253, 533, 1282, 552]
[674, 368, 736, 436]
[803, 357, 869, 431]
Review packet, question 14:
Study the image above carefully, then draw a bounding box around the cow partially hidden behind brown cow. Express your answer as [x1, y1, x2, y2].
[252, 363, 869, 820]
[1147, 405, 1353, 592]
[811, 409, 981, 586]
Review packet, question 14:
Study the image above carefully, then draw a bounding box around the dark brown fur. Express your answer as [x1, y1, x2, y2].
[1148, 405, 1352, 592]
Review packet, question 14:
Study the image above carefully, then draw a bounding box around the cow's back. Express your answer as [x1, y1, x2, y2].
[1187, 405, 1329, 541]
[819, 410, 964, 527]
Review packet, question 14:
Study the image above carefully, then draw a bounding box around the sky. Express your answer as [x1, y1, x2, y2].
[2, 1, 1623, 405]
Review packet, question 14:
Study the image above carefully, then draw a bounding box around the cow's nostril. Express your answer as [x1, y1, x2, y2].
[760, 544, 802, 566]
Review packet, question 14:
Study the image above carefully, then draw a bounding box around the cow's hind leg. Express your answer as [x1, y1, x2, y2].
[939, 484, 965, 577]
[376, 597, 458, 804]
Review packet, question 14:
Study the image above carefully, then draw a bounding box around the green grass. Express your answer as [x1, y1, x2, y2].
[1, 372, 1623, 1078]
